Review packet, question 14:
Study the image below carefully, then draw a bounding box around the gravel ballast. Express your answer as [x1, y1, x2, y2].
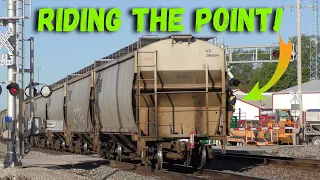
[241, 164, 320, 180]
[265, 145, 320, 159]
[2, 143, 320, 180]
[238, 145, 320, 180]
[0, 143, 158, 180]
[0, 166, 160, 180]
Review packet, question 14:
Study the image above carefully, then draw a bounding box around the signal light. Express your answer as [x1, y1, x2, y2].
[229, 78, 241, 87]
[272, 50, 280, 58]
[24, 85, 37, 98]
[272, 50, 296, 60]
[40, 85, 52, 98]
[233, 79, 240, 86]
[6, 83, 20, 97]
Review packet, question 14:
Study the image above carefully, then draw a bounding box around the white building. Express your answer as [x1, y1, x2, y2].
[272, 80, 320, 117]
[233, 90, 273, 121]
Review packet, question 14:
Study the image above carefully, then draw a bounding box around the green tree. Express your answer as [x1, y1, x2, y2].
[227, 49, 255, 92]
[230, 34, 318, 93]
[228, 49, 270, 92]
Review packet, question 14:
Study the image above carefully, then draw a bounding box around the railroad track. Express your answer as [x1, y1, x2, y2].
[159, 163, 266, 180]
[8, 142, 315, 179]
[213, 152, 320, 168]
[26, 147, 264, 180]
[3, 141, 320, 179]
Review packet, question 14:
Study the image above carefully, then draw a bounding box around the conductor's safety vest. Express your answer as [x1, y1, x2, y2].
[230, 96, 236, 111]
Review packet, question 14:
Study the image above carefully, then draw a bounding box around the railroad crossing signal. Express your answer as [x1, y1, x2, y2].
[0, 54, 12, 66]
[24, 84, 53, 98]
[6, 82, 20, 97]
[226, 43, 296, 64]
[272, 50, 280, 58]
[24, 85, 37, 97]
[272, 50, 296, 60]
[40, 85, 53, 98]
[229, 78, 241, 86]
[0, 27, 14, 53]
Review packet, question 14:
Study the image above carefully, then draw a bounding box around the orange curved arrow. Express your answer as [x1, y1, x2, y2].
[243, 33, 292, 100]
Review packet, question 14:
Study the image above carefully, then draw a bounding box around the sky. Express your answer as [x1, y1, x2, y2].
[0, 0, 318, 110]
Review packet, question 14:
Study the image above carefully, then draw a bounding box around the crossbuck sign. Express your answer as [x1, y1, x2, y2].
[290, 90, 300, 104]
[0, 54, 12, 66]
[0, 27, 14, 53]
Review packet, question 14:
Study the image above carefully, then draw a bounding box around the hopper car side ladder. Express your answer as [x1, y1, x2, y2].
[135, 51, 158, 141]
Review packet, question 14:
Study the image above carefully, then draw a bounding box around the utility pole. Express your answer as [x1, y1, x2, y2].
[5, 0, 19, 167]
[280, 0, 312, 130]
[297, 0, 303, 132]
[0, 0, 32, 167]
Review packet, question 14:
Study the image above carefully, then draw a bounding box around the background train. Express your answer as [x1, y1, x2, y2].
[0, 34, 231, 169]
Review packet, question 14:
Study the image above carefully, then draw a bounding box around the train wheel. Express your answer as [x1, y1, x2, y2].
[54, 140, 60, 151]
[106, 143, 111, 159]
[198, 145, 207, 169]
[41, 139, 46, 149]
[155, 145, 163, 170]
[98, 142, 105, 158]
[75, 140, 82, 154]
[312, 136, 320, 146]
[61, 142, 66, 152]
[115, 146, 123, 162]
[191, 143, 207, 169]
[83, 143, 89, 155]
[69, 143, 75, 153]
[207, 145, 214, 165]
[184, 155, 192, 167]
[35, 138, 40, 148]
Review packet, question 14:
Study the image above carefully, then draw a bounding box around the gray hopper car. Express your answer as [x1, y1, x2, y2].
[5, 35, 230, 169]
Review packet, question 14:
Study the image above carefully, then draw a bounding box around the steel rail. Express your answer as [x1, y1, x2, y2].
[165, 163, 267, 180]
[0, 142, 265, 180]
[214, 152, 320, 168]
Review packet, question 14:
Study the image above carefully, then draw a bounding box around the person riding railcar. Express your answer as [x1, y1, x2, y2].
[226, 88, 236, 136]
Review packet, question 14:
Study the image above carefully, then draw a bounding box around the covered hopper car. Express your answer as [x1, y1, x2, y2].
[3, 35, 231, 169]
